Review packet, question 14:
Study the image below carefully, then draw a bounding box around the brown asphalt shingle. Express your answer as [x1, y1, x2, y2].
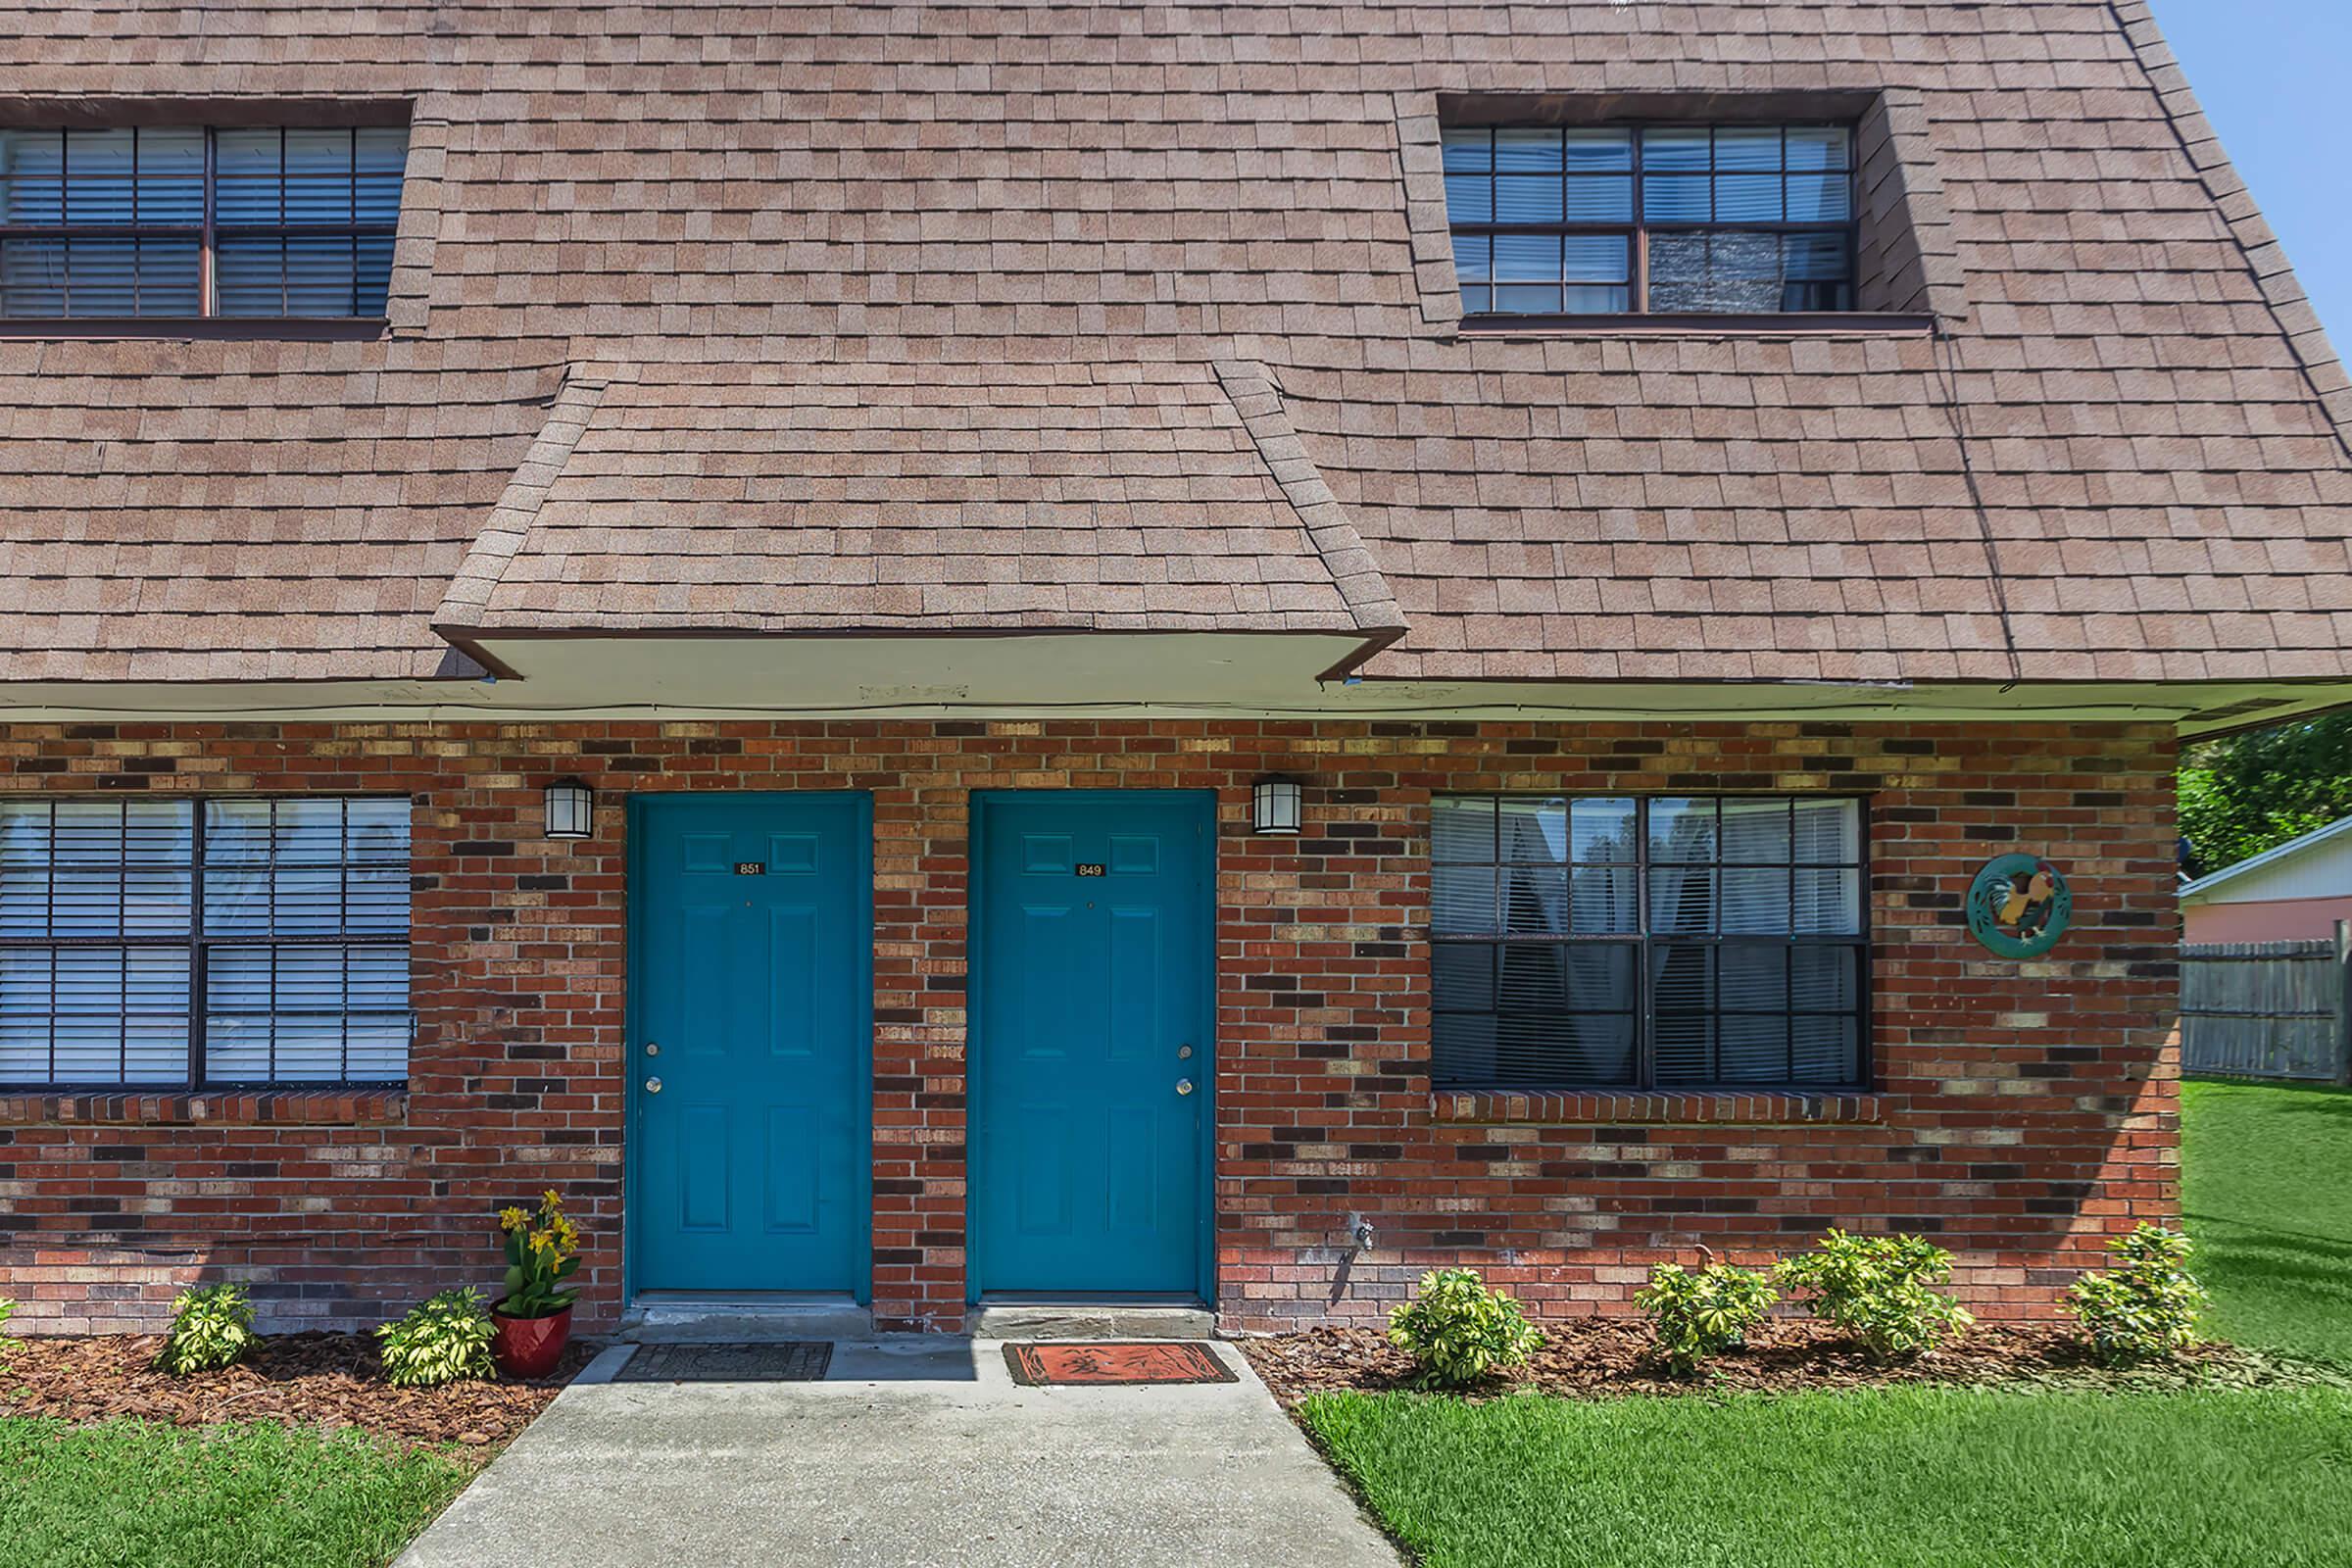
[434, 359, 1402, 639]
[0, 1, 2344, 686]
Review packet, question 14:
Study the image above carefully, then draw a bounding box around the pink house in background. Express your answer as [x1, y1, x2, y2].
[2181, 817, 2352, 945]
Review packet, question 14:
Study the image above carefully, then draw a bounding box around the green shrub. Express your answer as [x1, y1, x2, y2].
[2065, 1223, 2209, 1364]
[1636, 1260, 1780, 1376]
[1387, 1268, 1544, 1389]
[154, 1281, 259, 1376]
[1776, 1229, 1975, 1363]
[374, 1288, 498, 1388]
[0, 1297, 15, 1360]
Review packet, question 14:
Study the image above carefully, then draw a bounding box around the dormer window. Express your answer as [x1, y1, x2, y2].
[1443, 122, 1854, 318]
[0, 123, 407, 322]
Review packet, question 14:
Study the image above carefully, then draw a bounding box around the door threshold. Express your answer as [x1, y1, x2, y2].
[976, 1292, 1206, 1307]
[967, 1297, 1215, 1342]
[634, 1290, 858, 1306]
[622, 1291, 872, 1345]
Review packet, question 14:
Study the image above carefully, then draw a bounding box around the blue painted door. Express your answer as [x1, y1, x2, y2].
[633, 795, 867, 1295]
[974, 793, 1212, 1296]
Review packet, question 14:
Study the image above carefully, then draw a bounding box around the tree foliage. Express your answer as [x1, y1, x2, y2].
[2179, 711, 2352, 878]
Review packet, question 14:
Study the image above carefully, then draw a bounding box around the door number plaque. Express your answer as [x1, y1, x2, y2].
[734, 862, 766, 876]
[1075, 862, 1106, 877]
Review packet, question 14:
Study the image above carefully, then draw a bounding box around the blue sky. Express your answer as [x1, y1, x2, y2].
[2154, 0, 2352, 343]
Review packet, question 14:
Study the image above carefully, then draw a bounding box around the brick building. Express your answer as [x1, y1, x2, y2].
[1, 2, 2346, 1336]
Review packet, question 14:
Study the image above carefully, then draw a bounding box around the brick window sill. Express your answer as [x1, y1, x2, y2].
[0, 1089, 411, 1127]
[0, 318, 390, 342]
[1431, 1089, 1886, 1127]
[1451, 312, 1935, 339]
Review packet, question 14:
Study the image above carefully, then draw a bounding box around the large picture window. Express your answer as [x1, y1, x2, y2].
[1442, 122, 1854, 318]
[0, 798, 412, 1088]
[0, 124, 407, 319]
[1430, 795, 1866, 1091]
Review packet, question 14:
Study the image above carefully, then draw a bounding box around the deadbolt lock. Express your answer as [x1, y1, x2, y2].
[1178, 1044, 1193, 1059]
[645, 1042, 661, 1056]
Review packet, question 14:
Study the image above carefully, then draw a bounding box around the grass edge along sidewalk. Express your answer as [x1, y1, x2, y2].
[0, 1416, 474, 1568]
[0, 1327, 590, 1568]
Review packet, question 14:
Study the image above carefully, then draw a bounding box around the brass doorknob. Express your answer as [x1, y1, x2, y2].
[1176, 1078, 1194, 1097]
[645, 1077, 662, 1094]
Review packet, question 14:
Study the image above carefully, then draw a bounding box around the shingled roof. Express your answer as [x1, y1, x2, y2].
[431, 358, 1402, 647]
[0, 0, 2346, 692]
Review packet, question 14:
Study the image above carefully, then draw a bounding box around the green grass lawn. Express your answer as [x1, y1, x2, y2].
[0, 1417, 472, 1568]
[1302, 1386, 2352, 1568]
[2181, 1077, 2352, 1363]
[1297, 1079, 2352, 1567]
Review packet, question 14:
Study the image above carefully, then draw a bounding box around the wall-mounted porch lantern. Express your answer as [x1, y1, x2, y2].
[1251, 775, 1302, 836]
[544, 776, 595, 840]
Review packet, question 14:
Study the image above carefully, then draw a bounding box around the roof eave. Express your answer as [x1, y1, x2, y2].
[2180, 813, 2352, 899]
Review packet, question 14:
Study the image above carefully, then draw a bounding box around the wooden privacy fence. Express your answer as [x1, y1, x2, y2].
[2180, 924, 2352, 1083]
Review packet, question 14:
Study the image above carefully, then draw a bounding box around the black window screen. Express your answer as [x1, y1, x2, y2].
[0, 797, 412, 1088]
[0, 124, 406, 319]
[1430, 795, 1867, 1090]
[1442, 122, 1855, 318]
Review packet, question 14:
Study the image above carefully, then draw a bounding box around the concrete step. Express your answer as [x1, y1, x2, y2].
[965, 1298, 1215, 1342]
[619, 1293, 872, 1344]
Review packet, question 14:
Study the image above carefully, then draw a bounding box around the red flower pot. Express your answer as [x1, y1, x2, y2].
[490, 1304, 573, 1379]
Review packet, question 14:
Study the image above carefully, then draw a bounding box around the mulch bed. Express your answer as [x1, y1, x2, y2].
[1240, 1318, 2339, 1404]
[0, 1332, 597, 1458]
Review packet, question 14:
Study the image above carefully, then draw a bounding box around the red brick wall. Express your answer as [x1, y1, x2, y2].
[0, 718, 2180, 1335]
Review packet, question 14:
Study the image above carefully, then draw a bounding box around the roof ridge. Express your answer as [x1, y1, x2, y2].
[431, 364, 617, 649]
[1209, 357, 1408, 655]
[2109, 0, 2352, 466]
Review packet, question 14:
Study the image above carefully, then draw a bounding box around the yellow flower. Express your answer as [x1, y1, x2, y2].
[498, 1206, 527, 1232]
[541, 1189, 564, 1211]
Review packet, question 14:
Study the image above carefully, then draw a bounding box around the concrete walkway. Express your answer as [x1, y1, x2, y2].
[397, 1338, 1400, 1568]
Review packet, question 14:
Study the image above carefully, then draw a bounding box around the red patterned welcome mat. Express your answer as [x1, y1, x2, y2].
[1004, 1341, 1238, 1387]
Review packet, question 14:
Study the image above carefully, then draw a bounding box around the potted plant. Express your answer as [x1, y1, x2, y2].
[490, 1189, 581, 1377]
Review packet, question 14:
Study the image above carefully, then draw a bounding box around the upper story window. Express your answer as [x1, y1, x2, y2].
[1429, 795, 1867, 1092]
[1442, 122, 1854, 318]
[0, 124, 406, 320]
[0, 798, 413, 1089]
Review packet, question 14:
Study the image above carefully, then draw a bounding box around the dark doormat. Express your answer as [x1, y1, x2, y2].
[1004, 1341, 1236, 1387]
[615, 1342, 834, 1383]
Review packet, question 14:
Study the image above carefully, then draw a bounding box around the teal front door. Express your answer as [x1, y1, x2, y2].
[631, 794, 869, 1296]
[973, 792, 1213, 1298]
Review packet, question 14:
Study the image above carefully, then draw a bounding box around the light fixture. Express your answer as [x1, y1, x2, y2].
[1251, 775, 1302, 836]
[544, 776, 595, 841]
